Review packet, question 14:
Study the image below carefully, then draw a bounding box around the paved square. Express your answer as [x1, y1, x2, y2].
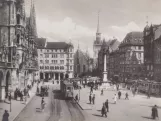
[74, 87, 161, 121]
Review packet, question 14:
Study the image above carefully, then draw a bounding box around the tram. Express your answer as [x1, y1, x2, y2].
[137, 80, 161, 96]
[60, 81, 74, 99]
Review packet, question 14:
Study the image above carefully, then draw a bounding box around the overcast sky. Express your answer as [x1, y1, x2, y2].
[25, 0, 161, 56]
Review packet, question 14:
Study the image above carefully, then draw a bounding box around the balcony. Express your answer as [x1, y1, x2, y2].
[0, 61, 12, 68]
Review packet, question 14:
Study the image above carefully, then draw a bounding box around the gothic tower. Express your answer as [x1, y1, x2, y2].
[93, 11, 102, 69]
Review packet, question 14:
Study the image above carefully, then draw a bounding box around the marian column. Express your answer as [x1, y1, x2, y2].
[100, 48, 111, 89]
[103, 53, 107, 81]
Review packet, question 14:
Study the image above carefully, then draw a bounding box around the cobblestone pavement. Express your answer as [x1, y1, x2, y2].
[12, 83, 89, 121]
[74, 86, 161, 121]
[0, 82, 42, 121]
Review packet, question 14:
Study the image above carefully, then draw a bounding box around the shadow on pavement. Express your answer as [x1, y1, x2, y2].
[140, 105, 161, 109]
[92, 114, 103, 117]
[141, 116, 153, 120]
[97, 110, 101, 112]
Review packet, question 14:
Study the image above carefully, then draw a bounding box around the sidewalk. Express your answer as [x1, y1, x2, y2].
[0, 82, 42, 121]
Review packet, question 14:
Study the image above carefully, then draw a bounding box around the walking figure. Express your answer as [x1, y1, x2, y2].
[105, 99, 109, 112]
[151, 105, 159, 120]
[113, 94, 117, 104]
[118, 91, 121, 99]
[41, 97, 45, 112]
[2, 110, 9, 121]
[92, 94, 95, 104]
[75, 94, 78, 102]
[101, 103, 107, 117]
[125, 92, 129, 100]
[101, 89, 103, 95]
[89, 94, 92, 104]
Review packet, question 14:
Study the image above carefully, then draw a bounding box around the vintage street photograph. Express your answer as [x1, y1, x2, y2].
[0, 0, 161, 121]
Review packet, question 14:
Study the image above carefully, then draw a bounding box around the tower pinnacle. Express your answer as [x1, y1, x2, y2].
[97, 10, 100, 33]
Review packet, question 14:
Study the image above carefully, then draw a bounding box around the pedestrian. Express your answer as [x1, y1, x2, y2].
[113, 94, 117, 104]
[151, 105, 159, 120]
[101, 89, 103, 95]
[24, 96, 27, 105]
[2, 110, 9, 121]
[37, 86, 39, 95]
[101, 103, 107, 117]
[92, 94, 95, 104]
[41, 97, 45, 112]
[118, 91, 121, 99]
[105, 99, 109, 112]
[14, 88, 18, 100]
[125, 92, 129, 100]
[89, 94, 92, 104]
[75, 94, 78, 102]
[20, 91, 23, 101]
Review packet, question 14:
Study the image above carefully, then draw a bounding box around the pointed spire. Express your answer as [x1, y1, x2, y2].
[97, 10, 100, 33]
[78, 40, 80, 50]
[146, 16, 149, 26]
[30, 0, 37, 38]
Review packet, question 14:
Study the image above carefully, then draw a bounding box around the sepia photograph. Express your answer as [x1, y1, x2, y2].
[0, 0, 161, 121]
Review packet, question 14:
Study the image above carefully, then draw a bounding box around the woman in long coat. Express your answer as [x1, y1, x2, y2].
[2, 110, 9, 121]
[151, 105, 159, 119]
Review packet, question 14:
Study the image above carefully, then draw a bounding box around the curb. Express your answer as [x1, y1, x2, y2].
[73, 98, 84, 110]
[11, 94, 36, 121]
[73, 99, 91, 121]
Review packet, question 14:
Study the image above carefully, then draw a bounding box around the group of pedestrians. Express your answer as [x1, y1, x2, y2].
[101, 99, 109, 117]
[13, 85, 31, 104]
[89, 93, 95, 104]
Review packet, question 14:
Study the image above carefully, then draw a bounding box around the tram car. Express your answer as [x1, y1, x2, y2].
[60, 81, 74, 99]
[137, 80, 161, 96]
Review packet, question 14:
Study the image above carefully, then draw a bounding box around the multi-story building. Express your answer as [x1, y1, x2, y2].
[143, 24, 161, 81]
[37, 41, 74, 80]
[74, 48, 92, 77]
[93, 13, 102, 69]
[0, 0, 38, 101]
[119, 31, 144, 82]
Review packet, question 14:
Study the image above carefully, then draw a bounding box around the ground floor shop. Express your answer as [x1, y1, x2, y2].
[39, 71, 73, 80]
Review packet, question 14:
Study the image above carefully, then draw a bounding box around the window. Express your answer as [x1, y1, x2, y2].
[45, 54, 49, 58]
[60, 60, 64, 64]
[40, 54, 43, 57]
[138, 46, 141, 50]
[70, 48, 72, 52]
[54, 60, 57, 64]
[40, 60, 43, 63]
[70, 54, 72, 58]
[52, 60, 54, 63]
[47, 49, 49, 52]
[55, 49, 57, 52]
[70, 60, 72, 63]
[60, 54, 64, 58]
[138, 53, 141, 59]
[45, 60, 49, 63]
[45, 66, 49, 69]
[70, 66, 72, 70]
[41, 49, 42, 52]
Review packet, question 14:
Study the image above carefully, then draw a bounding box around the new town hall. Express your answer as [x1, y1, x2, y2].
[0, 0, 38, 101]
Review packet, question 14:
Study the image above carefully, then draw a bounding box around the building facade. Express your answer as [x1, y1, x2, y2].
[143, 24, 161, 81]
[74, 49, 92, 77]
[119, 32, 144, 82]
[37, 41, 74, 80]
[0, 0, 38, 101]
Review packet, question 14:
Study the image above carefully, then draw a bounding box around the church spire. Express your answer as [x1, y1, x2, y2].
[30, 0, 37, 38]
[97, 10, 100, 33]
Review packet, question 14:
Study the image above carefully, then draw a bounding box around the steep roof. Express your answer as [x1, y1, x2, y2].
[46, 42, 70, 49]
[120, 31, 143, 47]
[35, 38, 46, 49]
